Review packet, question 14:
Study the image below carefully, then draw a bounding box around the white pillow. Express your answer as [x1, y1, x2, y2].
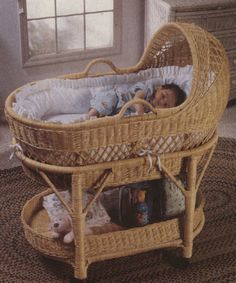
[13, 87, 92, 120]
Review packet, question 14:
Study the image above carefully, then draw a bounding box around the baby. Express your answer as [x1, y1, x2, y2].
[88, 82, 186, 118]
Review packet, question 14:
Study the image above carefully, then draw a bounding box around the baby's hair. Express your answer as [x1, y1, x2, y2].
[162, 83, 186, 106]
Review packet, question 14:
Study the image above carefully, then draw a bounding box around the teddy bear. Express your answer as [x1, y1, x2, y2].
[50, 212, 94, 244]
[50, 212, 74, 244]
[43, 190, 110, 243]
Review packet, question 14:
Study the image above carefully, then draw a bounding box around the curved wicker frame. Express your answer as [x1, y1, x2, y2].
[18, 131, 215, 281]
[5, 22, 230, 167]
[4, 22, 230, 281]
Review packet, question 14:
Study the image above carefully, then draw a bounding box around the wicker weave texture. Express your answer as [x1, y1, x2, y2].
[4, 22, 231, 282]
[5, 22, 230, 167]
[21, 188, 204, 265]
[15, 132, 217, 280]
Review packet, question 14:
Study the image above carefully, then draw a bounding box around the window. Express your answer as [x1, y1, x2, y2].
[18, 0, 121, 67]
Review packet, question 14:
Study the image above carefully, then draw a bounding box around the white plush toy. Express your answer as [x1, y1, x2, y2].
[43, 190, 111, 244]
[50, 212, 74, 244]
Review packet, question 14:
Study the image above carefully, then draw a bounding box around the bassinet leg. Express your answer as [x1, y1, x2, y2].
[72, 173, 88, 281]
[163, 248, 190, 269]
[182, 156, 198, 258]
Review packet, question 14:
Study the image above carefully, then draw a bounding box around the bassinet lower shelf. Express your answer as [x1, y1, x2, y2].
[16, 133, 217, 281]
[21, 189, 205, 267]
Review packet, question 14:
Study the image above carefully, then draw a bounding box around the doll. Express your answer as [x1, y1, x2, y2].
[134, 190, 149, 226]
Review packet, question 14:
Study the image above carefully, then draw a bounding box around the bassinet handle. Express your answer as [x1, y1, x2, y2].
[117, 98, 157, 118]
[83, 58, 123, 76]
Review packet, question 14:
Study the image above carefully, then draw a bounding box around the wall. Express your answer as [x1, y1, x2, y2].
[0, 0, 145, 120]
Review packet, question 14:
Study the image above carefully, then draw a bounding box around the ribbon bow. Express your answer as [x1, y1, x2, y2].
[9, 143, 23, 160]
[138, 148, 162, 173]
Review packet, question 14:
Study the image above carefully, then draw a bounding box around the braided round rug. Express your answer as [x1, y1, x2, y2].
[0, 137, 236, 283]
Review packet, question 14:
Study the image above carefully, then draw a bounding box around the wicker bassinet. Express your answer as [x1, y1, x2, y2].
[5, 23, 229, 168]
[4, 22, 230, 282]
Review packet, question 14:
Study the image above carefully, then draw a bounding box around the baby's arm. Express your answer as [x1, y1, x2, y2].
[133, 90, 146, 115]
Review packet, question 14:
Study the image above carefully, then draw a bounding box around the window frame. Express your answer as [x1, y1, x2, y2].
[19, 0, 122, 67]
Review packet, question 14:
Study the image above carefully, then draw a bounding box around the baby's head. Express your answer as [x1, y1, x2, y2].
[152, 83, 186, 108]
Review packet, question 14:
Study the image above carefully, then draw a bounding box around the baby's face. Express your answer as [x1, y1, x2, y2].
[153, 87, 177, 108]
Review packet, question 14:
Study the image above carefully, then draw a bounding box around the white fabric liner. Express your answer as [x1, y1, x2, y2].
[13, 65, 193, 123]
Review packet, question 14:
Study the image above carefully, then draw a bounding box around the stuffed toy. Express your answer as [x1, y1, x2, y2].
[43, 190, 111, 244]
[50, 212, 74, 244]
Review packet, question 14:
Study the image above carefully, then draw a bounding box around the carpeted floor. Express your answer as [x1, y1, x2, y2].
[0, 137, 236, 283]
